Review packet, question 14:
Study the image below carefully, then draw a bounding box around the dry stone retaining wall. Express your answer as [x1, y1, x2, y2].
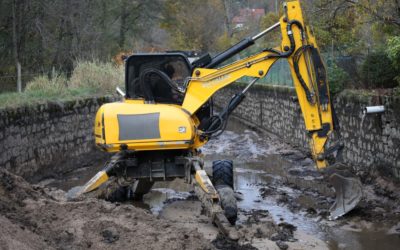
[0, 96, 115, 179]
[1, 87, 399, 180]
[214, 84, 400, 179]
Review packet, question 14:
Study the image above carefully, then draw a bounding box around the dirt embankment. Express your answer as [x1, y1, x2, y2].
[2, 123, 400, 250]
[0, 169, 210, 250]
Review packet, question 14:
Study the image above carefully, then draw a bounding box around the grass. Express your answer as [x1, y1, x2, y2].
[2, 60, 399, 109]
[0, 61, 124, 109]
[0, 86, 99, 109]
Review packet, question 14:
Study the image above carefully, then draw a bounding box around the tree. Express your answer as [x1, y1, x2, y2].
[11, 0, 21, 92]
[161, 0, 226, 52]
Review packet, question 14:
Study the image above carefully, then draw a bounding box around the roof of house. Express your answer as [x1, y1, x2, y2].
[232, 8, 265, 24]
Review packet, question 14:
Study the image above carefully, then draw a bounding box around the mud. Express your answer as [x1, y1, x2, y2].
[206, 122, 400, 250]
[0, 169, 211, 250]
[2, 119, 400, 249]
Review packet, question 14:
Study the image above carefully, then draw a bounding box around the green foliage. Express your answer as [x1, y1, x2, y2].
[387, 36, 400, 68]
[327, 62, 349, 94]
[306, 1, 362, 53]
[0, 87, 95, 109]
[2, 0, 400, 95]
[394, 87, 400, 96]
[0, 0, 162, 93]
[0, 61, 122, 108]
[161, 0, 226, 52]
[69, 61, 124, 93]
[215, 32, 232, 52]
[25, 74, 67, 94]
[259, 12, 280, 48]
[386, 36, 400, 84]
[361, 51, 398, 88]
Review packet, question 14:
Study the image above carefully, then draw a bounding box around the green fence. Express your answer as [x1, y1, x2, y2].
[260, 59, 294, 86]
[235, 51, 336, 88]
[237, 57, 294, 87]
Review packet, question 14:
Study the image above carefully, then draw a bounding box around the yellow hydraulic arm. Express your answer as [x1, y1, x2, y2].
[182, 0, 333, 169]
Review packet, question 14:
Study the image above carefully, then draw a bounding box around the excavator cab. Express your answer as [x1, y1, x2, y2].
[125, 53, 191, 104]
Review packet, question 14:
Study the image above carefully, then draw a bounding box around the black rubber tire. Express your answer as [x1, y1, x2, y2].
[212, 160, 237, 225]
[212, 160, 234, 188]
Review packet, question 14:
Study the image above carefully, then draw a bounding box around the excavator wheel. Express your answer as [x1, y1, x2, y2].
[212, 160, 234, 188]
[212, 160, 238, 225]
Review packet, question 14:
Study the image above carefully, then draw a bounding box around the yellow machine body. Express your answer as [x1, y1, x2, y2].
[95, 101, 206, 152]
[80, 0, 362, 224]
[94, 0, 331, 168]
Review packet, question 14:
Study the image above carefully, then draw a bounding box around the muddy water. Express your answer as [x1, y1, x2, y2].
[43, 120, 400, 250]
[230, 157, 400, 250]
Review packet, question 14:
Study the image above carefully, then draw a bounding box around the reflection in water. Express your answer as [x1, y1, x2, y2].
[232, 158, 400, 250]
[141, 188, 192, 215]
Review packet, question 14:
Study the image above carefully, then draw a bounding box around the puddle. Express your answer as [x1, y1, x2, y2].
[232, 158, 400, 250]
[141, 188, 193, 214]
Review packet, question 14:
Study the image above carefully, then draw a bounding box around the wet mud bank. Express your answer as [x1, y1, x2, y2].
[1, 103, 400, 249]
[0, 168, 211, 250]
[203, 122, 400, 250]
[21, 119, 399, 250]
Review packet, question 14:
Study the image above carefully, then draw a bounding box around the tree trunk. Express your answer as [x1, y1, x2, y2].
[119, 0, 128, 49]
[222, 0, 232, 37]
[12, 0, 22, 92]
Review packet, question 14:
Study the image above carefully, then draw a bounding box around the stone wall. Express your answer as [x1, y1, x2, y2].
[0, 96, 115, 180]
[214, 84, 400, 179]
[1, 87, 399, 180]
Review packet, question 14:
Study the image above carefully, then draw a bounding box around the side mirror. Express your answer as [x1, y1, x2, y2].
[116, 87, 125, 97]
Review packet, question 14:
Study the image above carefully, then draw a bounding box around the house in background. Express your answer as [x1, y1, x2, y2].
[232, 8, 265, 29]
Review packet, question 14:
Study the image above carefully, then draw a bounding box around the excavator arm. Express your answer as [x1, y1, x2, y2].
[183, 0, 361, 219]
[183, 1, 331, 168]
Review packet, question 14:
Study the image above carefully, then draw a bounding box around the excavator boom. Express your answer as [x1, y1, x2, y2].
[182, 0, 361, 218]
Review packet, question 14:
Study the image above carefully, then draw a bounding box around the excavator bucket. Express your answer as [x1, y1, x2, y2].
[328, 172, 363, 220]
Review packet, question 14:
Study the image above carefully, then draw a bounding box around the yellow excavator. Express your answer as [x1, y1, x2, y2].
[76, 0, 362, 239]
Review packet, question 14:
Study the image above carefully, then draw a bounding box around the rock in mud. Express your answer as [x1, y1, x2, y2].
[275, 240, 289, 250]
[270, 222, 297, 243]
[101, 227, 120, 243]
[211, 234, 257, 250]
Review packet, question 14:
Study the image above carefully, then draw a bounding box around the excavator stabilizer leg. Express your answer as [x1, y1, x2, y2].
[191, 160, 239, 240]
